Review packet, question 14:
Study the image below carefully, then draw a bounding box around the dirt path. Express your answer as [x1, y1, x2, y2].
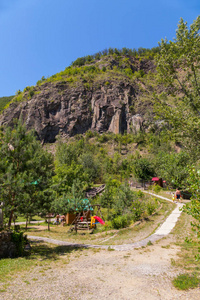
[1, 197, 200, 299]
[1, 236, 200, 300]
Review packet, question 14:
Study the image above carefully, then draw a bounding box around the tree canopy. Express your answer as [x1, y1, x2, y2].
[0, 121, 54, 227]
[155, 16, 200, 158]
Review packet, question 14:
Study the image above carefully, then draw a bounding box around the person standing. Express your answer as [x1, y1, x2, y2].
[175, 188, 182, 202]
[56, 214, 60, 225]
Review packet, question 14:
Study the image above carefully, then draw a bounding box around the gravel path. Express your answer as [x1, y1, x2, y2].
[1, 196, 199, 299]
[1, 239, 200, 300]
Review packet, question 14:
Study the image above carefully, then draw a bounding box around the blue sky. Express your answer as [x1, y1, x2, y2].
[0, 0, 199, 97]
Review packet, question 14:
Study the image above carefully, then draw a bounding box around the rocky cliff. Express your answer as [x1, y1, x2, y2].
[0, 54, 156, 142]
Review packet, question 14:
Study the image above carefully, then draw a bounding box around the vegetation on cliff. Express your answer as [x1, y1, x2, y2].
[0, 96, 14, 112]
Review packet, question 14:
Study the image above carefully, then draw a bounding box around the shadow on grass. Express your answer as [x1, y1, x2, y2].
[26, 241, 87, 261]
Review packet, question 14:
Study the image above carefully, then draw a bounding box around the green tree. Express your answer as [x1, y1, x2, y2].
[132, 157, 155, 181]
[52, 179, 86, 214]
[155, 16, 200, 158]
[0, 121, 54, 227]
[100, 178, 121, 218]
[79, 153, 100, 182]
[114, 182, 135, 215]
[182, 167, 200, 237]
[153, 151, 190, 188]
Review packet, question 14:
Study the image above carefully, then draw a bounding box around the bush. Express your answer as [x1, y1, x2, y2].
[103, 220, 112, 230]
[111, 215, 130, 229]
[11, 231, 27, 257]
[153, 184, 162, 193]
[137, 190, 145, 198]
[29, 89, 35, 98]
[131, 199, 144, 221]
[146, 198, 158, 215]
[85, 130, 94, 139]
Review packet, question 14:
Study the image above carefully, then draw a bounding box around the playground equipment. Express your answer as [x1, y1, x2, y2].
[70, 204, 104, 232]
[90, 215, 105, 228]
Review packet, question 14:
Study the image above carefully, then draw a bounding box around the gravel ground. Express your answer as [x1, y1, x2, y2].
[1, 236, 200, 300]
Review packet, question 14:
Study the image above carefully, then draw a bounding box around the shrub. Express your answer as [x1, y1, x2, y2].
[131, 199, 144, 221]
[137, 190, 144, 198]
[11, 231, 27, 257]
[111, 215, 130, 229]
[146, 199, 157, 215]
[97, 134, 109, 143]
[29, 89, 35, 98]
[85, 130, 94, 139]
[103, 220, 112, 230]
[153, 184, 162, 193]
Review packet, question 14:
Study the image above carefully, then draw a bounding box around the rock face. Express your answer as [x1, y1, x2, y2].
[0, 57, 155, 142]
[0, 232, 17, 258]
[0, 80, 149, 142]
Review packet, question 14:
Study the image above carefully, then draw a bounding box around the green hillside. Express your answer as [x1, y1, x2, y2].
[5, 46, 158, 107]
[0, 95, 14, 112]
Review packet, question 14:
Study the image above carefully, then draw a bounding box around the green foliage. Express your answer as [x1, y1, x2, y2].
[85, 130, 95, 139]
[132, 157, 155, 181]
[152, 184, 162, 193]
[79, 152, 100, 182]
[36, 76, 46, 86]
[182, 167, 200, 236]
[111, 214, 131, 229]
[131, 199, 144, 221]
[153, 151, 190, 188]
[28, 88, 35, 98]
[146, 198, 158, 215]
[11, 231, 27, 257]
[52, 179, 86, 213]
[137, 190, 144, 198]
[172, 273, 200, 290]
[0, 121, 54, 227]
[155, 16, 200, 158]
[100, 178, 121, 213]
[113, 182, 137, 215]
[0, 96, 14, 112]
[71, 47, 160, 67]
[147, 240, 153, 246]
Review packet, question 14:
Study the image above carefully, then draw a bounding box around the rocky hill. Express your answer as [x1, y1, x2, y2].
[0, 49, 159, 142]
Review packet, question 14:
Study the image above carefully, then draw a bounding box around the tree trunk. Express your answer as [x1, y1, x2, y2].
[8, 210, 13, 228]
[48, 218, 50, 231]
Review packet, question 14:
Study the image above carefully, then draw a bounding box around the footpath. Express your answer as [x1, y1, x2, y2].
[28, 193, 184, 251]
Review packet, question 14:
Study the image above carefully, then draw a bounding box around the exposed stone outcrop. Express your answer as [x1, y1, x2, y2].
[0, 57, 155, 142]
[0, 80, 148, 142]
[0, 231, 17, 258]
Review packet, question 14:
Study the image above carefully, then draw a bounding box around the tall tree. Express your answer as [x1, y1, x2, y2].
[0, 121, 54, 227]
[155, 16, 200, 158]
[182, 167, 200, 237]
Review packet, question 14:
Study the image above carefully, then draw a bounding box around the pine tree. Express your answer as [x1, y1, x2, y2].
[0, 121, 54, 227]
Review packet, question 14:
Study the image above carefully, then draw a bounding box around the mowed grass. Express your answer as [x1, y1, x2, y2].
[15, 215, 44, 223]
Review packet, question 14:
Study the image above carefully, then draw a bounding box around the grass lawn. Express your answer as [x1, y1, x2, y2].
[0, 241, 86, 293]
[22, 198, 175, 246]
[15, 215, 44, 223]
[169, 209, 200, 289]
